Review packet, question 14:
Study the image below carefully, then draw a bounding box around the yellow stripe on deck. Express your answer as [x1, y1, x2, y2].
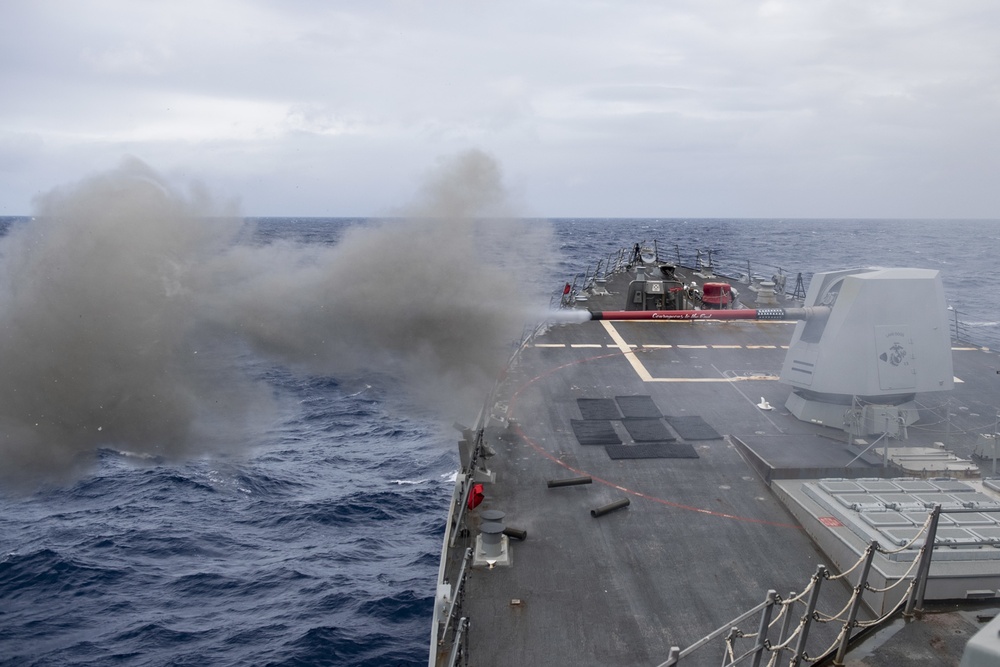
[600, 320, 654, 381]
[599, 320, 780, 383]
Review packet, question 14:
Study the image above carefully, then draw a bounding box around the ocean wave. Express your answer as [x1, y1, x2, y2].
[0, 548, 130, 600]
[7, 217, 995, 667]
[255, 487, 445, 531]
[274, 626, 425, 667]
[356, 589, 431, 623]
[114, 621, 218, 645]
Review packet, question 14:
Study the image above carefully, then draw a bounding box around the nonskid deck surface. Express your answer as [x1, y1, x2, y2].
[444, 264, 1000, 666]
[457, 317, 855, 666]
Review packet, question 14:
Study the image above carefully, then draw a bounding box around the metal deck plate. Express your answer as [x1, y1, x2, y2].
[860, 511, 913, 527]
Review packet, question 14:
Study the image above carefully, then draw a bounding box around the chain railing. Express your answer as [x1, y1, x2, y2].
[556, 240, 982, 347]
[653, 503, 998, 667]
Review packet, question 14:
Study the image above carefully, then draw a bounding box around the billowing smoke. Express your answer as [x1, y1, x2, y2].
[0, 151, 554, 486]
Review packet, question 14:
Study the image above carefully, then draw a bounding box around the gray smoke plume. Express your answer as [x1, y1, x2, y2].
[0, 151, 553, 486]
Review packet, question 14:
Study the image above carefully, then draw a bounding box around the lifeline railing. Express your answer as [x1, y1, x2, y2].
[563, 240, 803, 307]
[431, 320, 547, 667]
[561, 240, 983, 346]
[655, 503, 996, 667]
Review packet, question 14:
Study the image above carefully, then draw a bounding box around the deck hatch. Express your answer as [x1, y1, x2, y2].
[857, 480, 901, 493]
[860, 511, 913, 528]
[894, 480, 938, 493]
[950, 513, 997, 527]
[834, 493, 886, 511]
[912, 493, 969, 510]
[873, 493, 926, 511]
[817, 480, 864, 494]
[969, 526, 1000, 543]
[878, 526, 924, 547]
[931, 480, 976, 493]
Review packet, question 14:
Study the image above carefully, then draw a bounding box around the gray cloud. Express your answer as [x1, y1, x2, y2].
[1, 1, 998, 218]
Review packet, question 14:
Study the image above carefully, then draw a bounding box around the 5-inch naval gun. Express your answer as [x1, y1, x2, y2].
[587, 267, 954, 437]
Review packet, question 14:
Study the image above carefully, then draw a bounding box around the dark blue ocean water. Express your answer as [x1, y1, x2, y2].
[1, 218, 997, 666]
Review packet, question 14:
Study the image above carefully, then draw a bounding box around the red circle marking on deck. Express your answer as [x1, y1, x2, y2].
[507, 347, 801, 530]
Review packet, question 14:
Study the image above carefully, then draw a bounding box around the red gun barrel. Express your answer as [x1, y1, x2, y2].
[588, 307, 829, 321]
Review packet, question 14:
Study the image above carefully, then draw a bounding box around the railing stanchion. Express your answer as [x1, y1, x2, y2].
[913, 504, 942, 616]
[833, 542, 877, 665]
[790, 565, 826, 667]
[749, 590, 777, 667]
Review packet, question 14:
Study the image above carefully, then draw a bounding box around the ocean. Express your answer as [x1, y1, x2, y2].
[1, 217, 998, 666]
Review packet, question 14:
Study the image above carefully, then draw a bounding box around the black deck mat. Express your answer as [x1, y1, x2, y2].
[577, 398, 622, 420]
[665, 416, 723, 440]
[605, 443, 699, 460]
[571, 420, 622, 445]
[622, 418, 675, 442]
[615, 395, 662, 418]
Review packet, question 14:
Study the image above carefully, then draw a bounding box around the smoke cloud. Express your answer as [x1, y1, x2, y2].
[0, 151, 554, 486]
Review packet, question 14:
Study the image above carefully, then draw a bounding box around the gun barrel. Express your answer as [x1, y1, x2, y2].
[588, 307, 829, 322]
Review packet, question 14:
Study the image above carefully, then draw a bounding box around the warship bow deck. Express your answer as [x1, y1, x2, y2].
[432, 250, 1000, 667]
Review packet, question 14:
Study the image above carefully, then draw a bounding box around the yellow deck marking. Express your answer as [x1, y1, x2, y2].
[677, 345, 707, 349]
[600, 320, 780, 383]
[711, 345, 742, 349]
[534, 343, 565, 348]
[746, 345, 777, 349]
[599, 320, 654, 382]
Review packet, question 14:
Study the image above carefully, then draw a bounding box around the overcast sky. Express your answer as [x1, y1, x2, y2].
[2, 1, 998, 218]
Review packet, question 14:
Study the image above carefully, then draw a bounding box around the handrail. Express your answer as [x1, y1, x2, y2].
[439, 548, 473, 644]
[653, 502, 1000, 666]
[558, 240, 985, 347]
[656, 593, 777, 666]
[432, 314, 548, 666]
[445, 618, 469, 667]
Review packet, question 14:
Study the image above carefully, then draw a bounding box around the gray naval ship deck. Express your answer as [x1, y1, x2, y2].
[432, 248, 1000, 667]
